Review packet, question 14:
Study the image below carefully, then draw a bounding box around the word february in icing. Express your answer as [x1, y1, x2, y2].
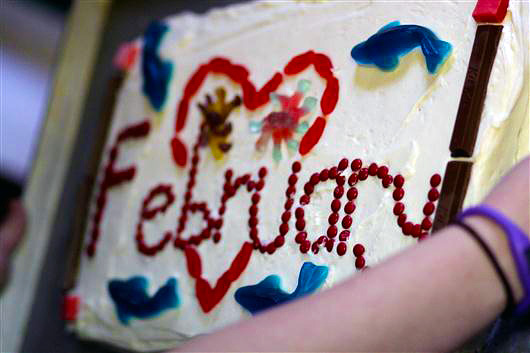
[108, 276, 179, 325]
[351, 21, 452, 74]
[142, 21, 173, 112]
[235, 262, 328, 314]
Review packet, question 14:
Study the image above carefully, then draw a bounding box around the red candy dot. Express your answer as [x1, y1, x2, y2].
[342, 215, 353, 228]
[334, 186, 344, 198]
[339, 230, 350, 241]
[398, 213, 407, 227]
[422, 217, 433, 230]
[295, 207, 304, 219]
[300, 195, 310, 205]
[281, 211, 291, 223]
[347, 187, 358, 200]
[402, 222, 413, 235]
[336, 175, 346, 186]
[284, 198, 294, 210]
[300, 240, 310, 253]
[337, 242, 347, 256]
[359, 168, 369, 180]
[292, 161, 301, 173]
[348, 173, 358, 186]
[224, 169, 233, 179]
[279, 223, 289, 235]
[288, 174, 298, 185]
[377, 166, 389, 178]
[412, 224, 422, 238]
[317, 235, 328, 244]
[259, 167, 268, 178]
[325, 239, 334, 252]
[338, 158, 349, 171]
[304, 183, 314, 195]
[382, 174, 393, 188]
[393, 188, 404, 201]
[393, 202, 404, 215]
[328, 212, 339, 225]
[394, 174, 405, 188]
[274, 235, 285, 247]
[319, 169, 329, 181]
[327, 225, 338, 238]
[249, 217, 258, 228]
[295, 231, 307, 244]
[266, 243, 276, 254]
[368, 163, 378, 176]
[329, 167, 338, 179]
[423, 202, 435, 216]
[344, 201, 356, 214]
[310, 172, 320, 185]
[428, 188, 440, 202]
[213, 232, 221, 243]
[296, 218, 306, 231]
[331, 199, 341, 212]
[252, 193, 261, 204]
[355, 256, 366, 269]
[430, 173, 441, 187]
[312, 243, 320, 254]
[353, 243, 365, 257]
[351, 158, 362, 171]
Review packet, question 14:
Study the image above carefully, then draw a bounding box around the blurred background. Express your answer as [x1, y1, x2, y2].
[1, 0, 71, 212]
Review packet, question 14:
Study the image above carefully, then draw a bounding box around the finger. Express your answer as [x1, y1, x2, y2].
[0, 200, 26, 255]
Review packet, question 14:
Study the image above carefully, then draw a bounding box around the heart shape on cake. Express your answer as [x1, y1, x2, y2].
[170, 51, 340, 167]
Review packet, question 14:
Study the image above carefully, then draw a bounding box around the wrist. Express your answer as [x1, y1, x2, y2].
[465, 215, 525, 303]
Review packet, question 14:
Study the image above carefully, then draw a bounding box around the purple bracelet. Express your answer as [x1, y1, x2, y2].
[456, 205, 530, 317]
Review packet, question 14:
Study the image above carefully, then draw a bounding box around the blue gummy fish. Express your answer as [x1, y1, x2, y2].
[234, 262, 329, 314]
[351, 21, 452, 74]
[108, 276, 179, 325]
[142, 21, 173, 112]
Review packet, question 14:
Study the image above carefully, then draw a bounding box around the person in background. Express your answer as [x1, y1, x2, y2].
[0, 199, 26, 292]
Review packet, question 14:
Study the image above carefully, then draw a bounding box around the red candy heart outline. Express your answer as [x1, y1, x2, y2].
[170, 50, 340, 168]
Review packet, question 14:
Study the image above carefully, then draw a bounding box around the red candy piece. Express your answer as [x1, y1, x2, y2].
[355, 256, 366, 269]
[63, 295, 80, 321]
[353, 243, 365, 257]
[472, 0, 509, 23]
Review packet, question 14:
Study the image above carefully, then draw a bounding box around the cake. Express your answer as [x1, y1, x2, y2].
[67, 1, 529, 351]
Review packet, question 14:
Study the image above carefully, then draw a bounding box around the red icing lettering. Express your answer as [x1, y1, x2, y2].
[136, 184, 175, 256]
[86, 120, 150, 257]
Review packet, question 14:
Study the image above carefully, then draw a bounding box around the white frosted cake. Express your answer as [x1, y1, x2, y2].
[68, 1, 528, 351]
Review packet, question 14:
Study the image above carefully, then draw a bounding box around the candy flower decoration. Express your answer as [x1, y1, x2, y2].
[250, 79, 317, 162]
[197, 87, 242, 159]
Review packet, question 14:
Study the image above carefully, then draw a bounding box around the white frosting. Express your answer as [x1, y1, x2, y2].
[72, 1, 528, 351]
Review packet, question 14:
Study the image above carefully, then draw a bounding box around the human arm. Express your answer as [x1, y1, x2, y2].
[176, 157, 529, 352]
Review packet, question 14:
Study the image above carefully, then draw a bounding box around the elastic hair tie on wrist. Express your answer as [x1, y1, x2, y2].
[451, 219, 516, 317]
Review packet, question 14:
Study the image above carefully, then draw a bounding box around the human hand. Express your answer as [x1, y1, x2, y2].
[0, 199, 26, 293]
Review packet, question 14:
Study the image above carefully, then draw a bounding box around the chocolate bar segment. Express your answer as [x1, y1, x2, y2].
[432, 160, 473, 232]
[450, 25, 503, 158]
